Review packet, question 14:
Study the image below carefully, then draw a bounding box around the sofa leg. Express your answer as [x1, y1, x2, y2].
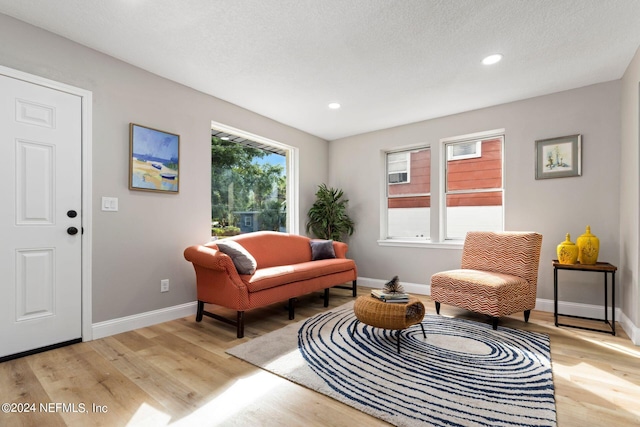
[435, 301, 440, 315]
[237, 311, 244, 338]
[492, 317, 499, 330]
[524, 310, 531, 323]
[196, 301, 204, 322]
[288, 298, 295, 320]
[324, 288, 329, 307]
[332, 280, 358, 297]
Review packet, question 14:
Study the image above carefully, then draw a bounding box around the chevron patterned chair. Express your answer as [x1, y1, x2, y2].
[431, 231, 543, 330]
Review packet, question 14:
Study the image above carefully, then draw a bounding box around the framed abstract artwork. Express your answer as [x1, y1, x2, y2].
[535, 134, 581, 180]
[129, 123, 180, 193]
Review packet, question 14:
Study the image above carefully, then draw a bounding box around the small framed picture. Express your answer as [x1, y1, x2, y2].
[129, 123, 180, 193]
[535, 134, 581, 180]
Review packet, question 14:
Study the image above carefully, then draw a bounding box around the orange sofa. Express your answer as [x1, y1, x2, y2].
[183, 231, 358, 338]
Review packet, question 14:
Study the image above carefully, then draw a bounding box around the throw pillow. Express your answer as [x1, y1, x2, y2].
[310, 239, 336, 261]
[216, 240, 258, 275]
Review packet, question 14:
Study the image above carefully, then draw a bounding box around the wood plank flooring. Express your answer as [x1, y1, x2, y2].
[1, 289, 639, 426]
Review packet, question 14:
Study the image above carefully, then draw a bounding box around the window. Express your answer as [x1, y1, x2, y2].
[388, 152, 410, 184]
[385, 147, 430, 239]
[447, 140, 481, 161]
[211, 123, 297, 238]
[444, 135, 503, 239]
[381, 129, 504, 245]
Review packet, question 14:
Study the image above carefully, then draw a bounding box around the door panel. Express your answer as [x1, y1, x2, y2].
[0, 74, 82, 359]
[16, 248, 54, 321]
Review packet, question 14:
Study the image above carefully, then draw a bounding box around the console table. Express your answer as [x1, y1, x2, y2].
[553, 260, 617, 335]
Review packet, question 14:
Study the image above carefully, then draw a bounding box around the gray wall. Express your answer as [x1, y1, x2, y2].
[0, 14, 329, 323]
[621, 46, 640, 329]
[329, 82, 621, 307]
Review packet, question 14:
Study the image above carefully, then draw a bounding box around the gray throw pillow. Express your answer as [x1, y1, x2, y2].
[310, 239, 336, 260]
[216, 240, 258, 275]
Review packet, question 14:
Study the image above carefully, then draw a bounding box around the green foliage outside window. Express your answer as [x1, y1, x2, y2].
[211, 136, 286, 234]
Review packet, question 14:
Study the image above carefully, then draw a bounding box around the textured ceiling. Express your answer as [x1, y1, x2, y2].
[1, 0, 640, 140]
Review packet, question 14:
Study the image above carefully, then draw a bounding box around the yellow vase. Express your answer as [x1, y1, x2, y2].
[556, 233, 579, 264]
[576, 225, 599, 265]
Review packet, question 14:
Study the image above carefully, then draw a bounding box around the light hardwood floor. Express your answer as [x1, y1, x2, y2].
[1, 288, 639, 426]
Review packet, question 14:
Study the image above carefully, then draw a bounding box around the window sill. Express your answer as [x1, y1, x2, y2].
[377, 239, 464, 249]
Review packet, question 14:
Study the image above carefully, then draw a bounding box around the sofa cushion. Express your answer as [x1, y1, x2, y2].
[310, 239, 336, 260]
[215, 240, 257, 275]
[225, 231, 313, 268]
[241, 258, 356, 293]
[431, 269, 529, 299]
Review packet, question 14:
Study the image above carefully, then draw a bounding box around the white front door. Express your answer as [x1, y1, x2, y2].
[0, 73, 83, 359]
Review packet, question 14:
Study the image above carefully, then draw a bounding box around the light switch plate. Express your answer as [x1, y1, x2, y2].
[102, 197, 118, 212]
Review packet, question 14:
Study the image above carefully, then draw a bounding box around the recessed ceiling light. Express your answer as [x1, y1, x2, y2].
[328, 102, 341, 109]
[482, 54, 503, 65]
[220, 136, 230, 140]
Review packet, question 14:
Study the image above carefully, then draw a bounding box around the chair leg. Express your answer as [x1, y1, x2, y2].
[435, 301, 441, 315]
[196, 301, 204, 322]
[492, 317, 499, 330]
[324, 288, 330, 307]
[352, 279, 357, 297]
[524, 310, 531, 323]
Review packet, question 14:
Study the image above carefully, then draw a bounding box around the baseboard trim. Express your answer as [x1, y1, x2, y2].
[357, 276, 639, 344]
[618, 310, 640, 345]
[357, 277, 430, 296]
[90, 281, 640, 346]
[92, 302, 197, 340]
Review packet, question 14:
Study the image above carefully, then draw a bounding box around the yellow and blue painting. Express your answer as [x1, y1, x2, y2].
[130, 124, 179, 193]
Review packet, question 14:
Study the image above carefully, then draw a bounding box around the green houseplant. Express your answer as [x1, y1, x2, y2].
[306, 184, 355, 242]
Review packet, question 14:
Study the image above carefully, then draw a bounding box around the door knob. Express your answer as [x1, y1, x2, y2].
[67, 210, 77, 218]
[67, 227, 79, 235]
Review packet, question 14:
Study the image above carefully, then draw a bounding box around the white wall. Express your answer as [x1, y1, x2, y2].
[620, 46, 640, 332]
[0, 14, 329, 323]
[330, 82, 621, 309]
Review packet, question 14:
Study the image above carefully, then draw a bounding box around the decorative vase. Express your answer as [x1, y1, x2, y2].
[576, 225, 599, 265]
[556, 233, 579, 264]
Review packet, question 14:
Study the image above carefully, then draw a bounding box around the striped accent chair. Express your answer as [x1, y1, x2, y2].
[431, 231, 543, 329]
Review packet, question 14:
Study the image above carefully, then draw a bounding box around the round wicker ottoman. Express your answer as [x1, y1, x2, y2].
[353, 295, 426, 353]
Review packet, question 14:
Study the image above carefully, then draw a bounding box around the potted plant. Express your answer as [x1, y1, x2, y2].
[306, 184, 355, 242]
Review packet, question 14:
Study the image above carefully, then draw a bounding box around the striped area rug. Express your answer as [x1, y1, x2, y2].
[227, 301, 556, 427]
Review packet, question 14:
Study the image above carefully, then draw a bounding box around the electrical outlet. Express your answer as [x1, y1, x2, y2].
[160, 279, 169, 293]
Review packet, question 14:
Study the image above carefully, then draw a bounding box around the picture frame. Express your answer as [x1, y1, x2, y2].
[129, 123, 180, 193]
[535, 134, 581, 180]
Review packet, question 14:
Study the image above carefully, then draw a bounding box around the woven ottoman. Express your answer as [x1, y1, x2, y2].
[353, 295, 426, 353]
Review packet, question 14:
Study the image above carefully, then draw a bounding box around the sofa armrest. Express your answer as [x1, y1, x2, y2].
[184, 244, 250, 309]
[332, 241, 349, 259]
[184, 244, 229, 271]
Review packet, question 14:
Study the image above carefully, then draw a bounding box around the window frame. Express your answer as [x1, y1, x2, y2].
[443, 134, 504, 241]
[379, 129, 505, 248]
[211, 121, 299, 235]
[382, 144, 431, 242]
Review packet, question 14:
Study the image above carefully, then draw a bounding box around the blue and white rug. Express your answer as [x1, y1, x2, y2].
[227, 301, 557, 427]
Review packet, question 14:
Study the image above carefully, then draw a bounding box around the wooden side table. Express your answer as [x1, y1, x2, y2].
[553, 260, 617, 335]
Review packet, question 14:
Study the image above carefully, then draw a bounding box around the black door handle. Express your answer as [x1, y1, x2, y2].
[67, 227, 79, 235]
[67, 210, 77, 218]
